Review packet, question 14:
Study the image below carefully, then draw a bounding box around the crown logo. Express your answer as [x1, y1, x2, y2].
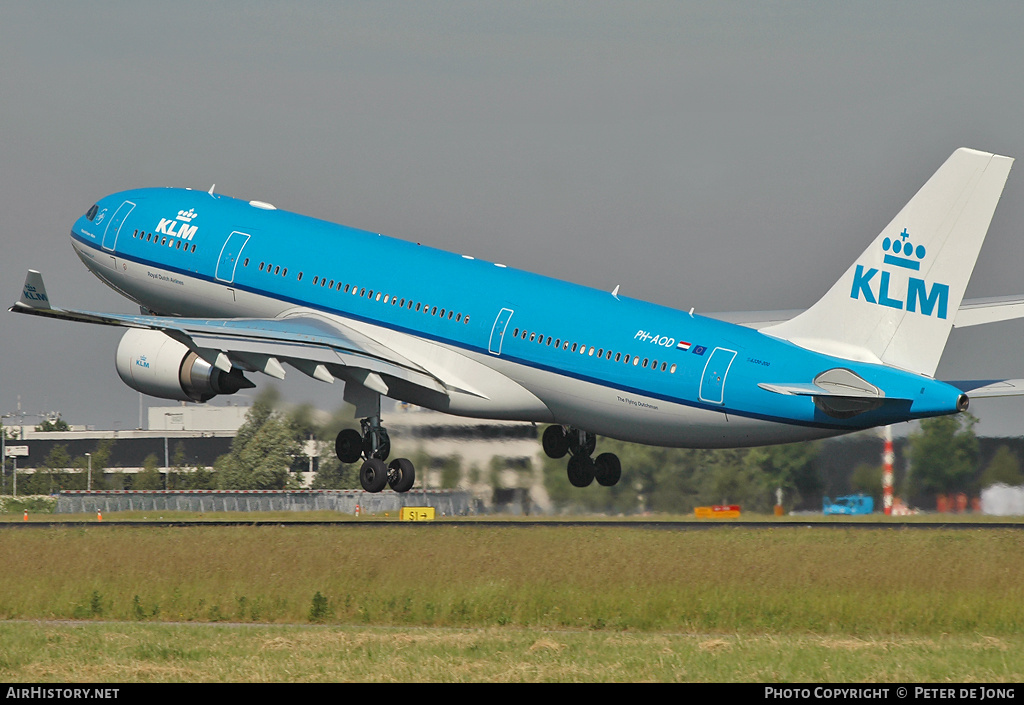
[176, 208, 197, 222]
[881, 228, 925, 271]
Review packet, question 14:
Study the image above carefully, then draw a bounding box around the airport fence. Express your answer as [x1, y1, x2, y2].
[56, 489, 478, 516]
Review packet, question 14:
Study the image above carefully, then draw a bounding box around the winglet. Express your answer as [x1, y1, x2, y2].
[15, 270, 51, 310]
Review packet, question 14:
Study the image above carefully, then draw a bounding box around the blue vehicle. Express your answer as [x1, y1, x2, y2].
[823, 495, 874, 515]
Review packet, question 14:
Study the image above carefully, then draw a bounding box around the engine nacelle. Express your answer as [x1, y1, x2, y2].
[115, 328, 253, 402]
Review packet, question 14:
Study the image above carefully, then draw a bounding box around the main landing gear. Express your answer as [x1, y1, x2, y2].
[542, 425, 621, 488]
[335, 415, 415, 493]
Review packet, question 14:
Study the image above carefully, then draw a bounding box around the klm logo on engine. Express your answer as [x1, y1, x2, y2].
[155, 208, 198, 241]
[135, 355, 150, 369]
[850, 229, 949, 319]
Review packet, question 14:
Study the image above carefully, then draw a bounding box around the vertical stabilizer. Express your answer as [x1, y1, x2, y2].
[763, 148, 1013, 376]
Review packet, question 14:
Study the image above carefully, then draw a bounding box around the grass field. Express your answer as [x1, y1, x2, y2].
[1, 519, 1022, 681]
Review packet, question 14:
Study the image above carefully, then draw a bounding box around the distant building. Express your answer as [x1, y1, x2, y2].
[3, 402, 548, 510]
[148, 403, 251, 432]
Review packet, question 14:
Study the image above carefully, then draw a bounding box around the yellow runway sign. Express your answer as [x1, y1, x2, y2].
[695, 505, 741, 519]
[400, 507, 435, 521]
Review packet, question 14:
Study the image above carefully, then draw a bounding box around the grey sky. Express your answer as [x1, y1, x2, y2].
[3, 2, 1024, 435]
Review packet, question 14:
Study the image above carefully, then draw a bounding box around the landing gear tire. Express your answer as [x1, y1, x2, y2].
[542, 425, 570, 459]
[388, 458, 415, 493]
[335, 429, 363, 464]
[360, 458, 389, 493]
[567, 454, 596, 488]
[594, 452, 622, 487]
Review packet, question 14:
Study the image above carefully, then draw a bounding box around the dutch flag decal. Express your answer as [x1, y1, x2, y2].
[677, 341, 692, 351]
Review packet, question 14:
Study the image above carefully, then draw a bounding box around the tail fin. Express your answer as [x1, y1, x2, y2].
[763, 148, 1013, 377]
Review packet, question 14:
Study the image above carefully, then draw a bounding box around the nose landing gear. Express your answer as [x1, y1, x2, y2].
[542, 425, 621, 487]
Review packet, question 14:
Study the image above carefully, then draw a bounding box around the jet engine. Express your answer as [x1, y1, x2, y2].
[115, 328, 253, 402]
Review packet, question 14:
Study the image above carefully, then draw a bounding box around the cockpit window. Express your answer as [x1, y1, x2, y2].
[86, 204, 99, 221]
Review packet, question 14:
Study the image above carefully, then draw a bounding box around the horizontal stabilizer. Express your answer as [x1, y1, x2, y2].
[950, 379, 1024, 398]
[758, 367, 897, 419]
[954, 296, 1024, 328]
[758, 382, 900, 399]
[759, 367, 888, 397]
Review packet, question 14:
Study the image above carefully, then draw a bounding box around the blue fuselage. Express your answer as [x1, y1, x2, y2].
[69, 187, 966, 447]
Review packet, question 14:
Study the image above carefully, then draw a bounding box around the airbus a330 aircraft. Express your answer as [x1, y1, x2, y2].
[12, 148, 1024, 492]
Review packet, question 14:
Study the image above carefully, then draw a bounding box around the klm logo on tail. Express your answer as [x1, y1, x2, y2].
[850, 229, 949, 319]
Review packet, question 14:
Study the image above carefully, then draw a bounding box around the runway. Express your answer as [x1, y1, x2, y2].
[4, 519, 1023, 530]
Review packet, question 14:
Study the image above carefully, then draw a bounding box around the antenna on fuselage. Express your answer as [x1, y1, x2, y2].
[611, 285, 620, 300]
[208, 184, 216, 196]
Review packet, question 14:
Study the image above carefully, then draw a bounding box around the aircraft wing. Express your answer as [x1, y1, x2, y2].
[9, 269, 477, 399]
[705, 297, 1024, 330]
